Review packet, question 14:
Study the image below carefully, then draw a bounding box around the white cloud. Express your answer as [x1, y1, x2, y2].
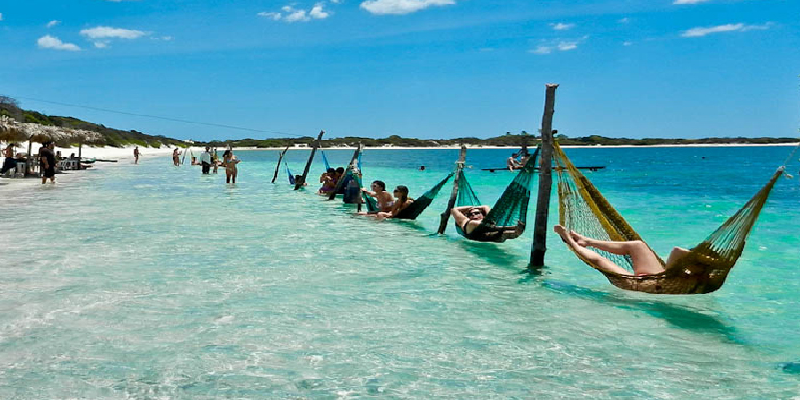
[530, 35, 588, 55]
[259, 3, 330, 22]
[93, 41, 108, 48]
[551, 22, 575, 31]
[360, 0, 455, 15]
[618, 17, 629, 24]
[0, 13, 4, 22]
[309, 3, 330, 19]
[46, 20, 60, 28]
[284, 8, 310, 22]
[673, 0, 712, 4]
[331, 0, 343, 3]
[680, 22, 772, 38]
[623, 41, 633, 46]
[37, 35, 81, 51]
[530, 46, 552, 55]
[557, 41, 578, 51]
[80, 26, 147, 39]
[258, 12, 282, 20]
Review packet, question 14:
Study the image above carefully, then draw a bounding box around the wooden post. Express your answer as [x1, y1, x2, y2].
[271, 145, 291, 183]
[530, 84, 558, 267]
[437, 145, 467, 234]
[294, 130, 325, 190]
[328, 143, 362, 200]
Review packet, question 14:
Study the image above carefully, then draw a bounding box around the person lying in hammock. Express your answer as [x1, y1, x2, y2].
[451, 206, 525, 243]
[376, 185, 413, 220]
[553, 225, 690, 276]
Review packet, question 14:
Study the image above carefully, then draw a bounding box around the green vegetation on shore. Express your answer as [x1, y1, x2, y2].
[2, 96, 797, 148]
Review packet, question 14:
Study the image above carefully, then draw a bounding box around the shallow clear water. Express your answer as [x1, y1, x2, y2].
[1, 147, 799, 399]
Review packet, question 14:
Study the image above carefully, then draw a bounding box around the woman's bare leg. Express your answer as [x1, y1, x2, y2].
[554, 226, 631, 276]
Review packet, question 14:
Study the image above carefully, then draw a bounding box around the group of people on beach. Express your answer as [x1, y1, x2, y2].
[2, 141, 87, 183]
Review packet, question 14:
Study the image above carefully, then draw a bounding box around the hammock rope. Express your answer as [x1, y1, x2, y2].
[453, 145, 540, 242]
[553, 141, 783, 294]
[321, 150, 331, 171]
[394, 173, 454, 220]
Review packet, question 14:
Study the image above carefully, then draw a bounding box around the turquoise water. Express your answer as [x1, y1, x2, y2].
[1, 146, 799, 399]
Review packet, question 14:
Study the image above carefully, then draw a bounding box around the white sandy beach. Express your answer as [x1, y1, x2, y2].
[4, 142, 798, 162]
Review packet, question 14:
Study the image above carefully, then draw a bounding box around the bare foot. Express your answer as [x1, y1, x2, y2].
[569, 230, 589, 247]
[553, 225, 572, 244]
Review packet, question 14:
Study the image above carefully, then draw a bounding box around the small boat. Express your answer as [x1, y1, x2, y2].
[94, 158, 118, 163]
[481, 165, 606, 173]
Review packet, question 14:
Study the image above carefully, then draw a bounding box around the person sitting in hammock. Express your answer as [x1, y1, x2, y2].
[451, 206, 525, 243]
[376, 185, 413, 220]
[360, 180, 394, 214]
[319, 168, 336, 194]
[553, 225, 690, 276]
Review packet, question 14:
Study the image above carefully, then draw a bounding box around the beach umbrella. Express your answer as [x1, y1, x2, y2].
[0, 116, 27, 145]
[69, 129, 104, 160]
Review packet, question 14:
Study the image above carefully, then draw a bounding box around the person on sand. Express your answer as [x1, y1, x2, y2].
[172, 148, 181, 166]
[40, 141, 57, 184]
[359, 180, 394, 214]
[133, 146, 140, 164]
[319, 168, 336, 193]
[376, 185, 413, 220]
[450, 205, 524, 242]
[553, 225, 690, 276]
[222, 149, 240, 184]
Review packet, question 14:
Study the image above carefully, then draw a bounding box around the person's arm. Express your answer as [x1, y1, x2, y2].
[362, 189, 377, 197]
[450, 206, 471, 228]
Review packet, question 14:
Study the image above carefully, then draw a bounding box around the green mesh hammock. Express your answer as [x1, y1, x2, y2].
[453, 145, 539, 242]
[359, 172, 453, 218]
[553, 141, 783, 294]
[395, 173, 454, 220]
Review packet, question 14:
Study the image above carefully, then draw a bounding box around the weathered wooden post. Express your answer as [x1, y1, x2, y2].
[437, 145, 467, 234]
[295, 130, 325, 190]
[271, 144, 291, 183]
[531, 84, 558, 267]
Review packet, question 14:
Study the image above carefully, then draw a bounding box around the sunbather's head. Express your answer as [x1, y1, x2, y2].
[393, 185, 409, 201]
[327, 168, 335, 175]
[336, 167, 345, 175]
[467, 207, 485, 220]
[371, 180, 386, 192]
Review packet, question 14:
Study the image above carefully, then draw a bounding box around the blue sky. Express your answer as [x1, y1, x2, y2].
[1, 0, 798, 141]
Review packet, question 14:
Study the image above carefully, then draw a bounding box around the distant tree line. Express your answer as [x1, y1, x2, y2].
[2, 96, 796, 148]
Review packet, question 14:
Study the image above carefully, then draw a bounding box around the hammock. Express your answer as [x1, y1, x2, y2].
[553, 141, 783, 294]
[453, 145, 539, 242]
[321, 150, 331, 171]
[395, 173, 454, 220]
[285, 162, 295, 185]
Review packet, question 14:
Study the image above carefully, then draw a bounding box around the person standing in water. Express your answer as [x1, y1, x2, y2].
[40, 141, 57, 184]
[222, 149, 240, 184]
[200, 147, 211, 174]
[133, 146, 140, 164]
[172, 148, 181, 166]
